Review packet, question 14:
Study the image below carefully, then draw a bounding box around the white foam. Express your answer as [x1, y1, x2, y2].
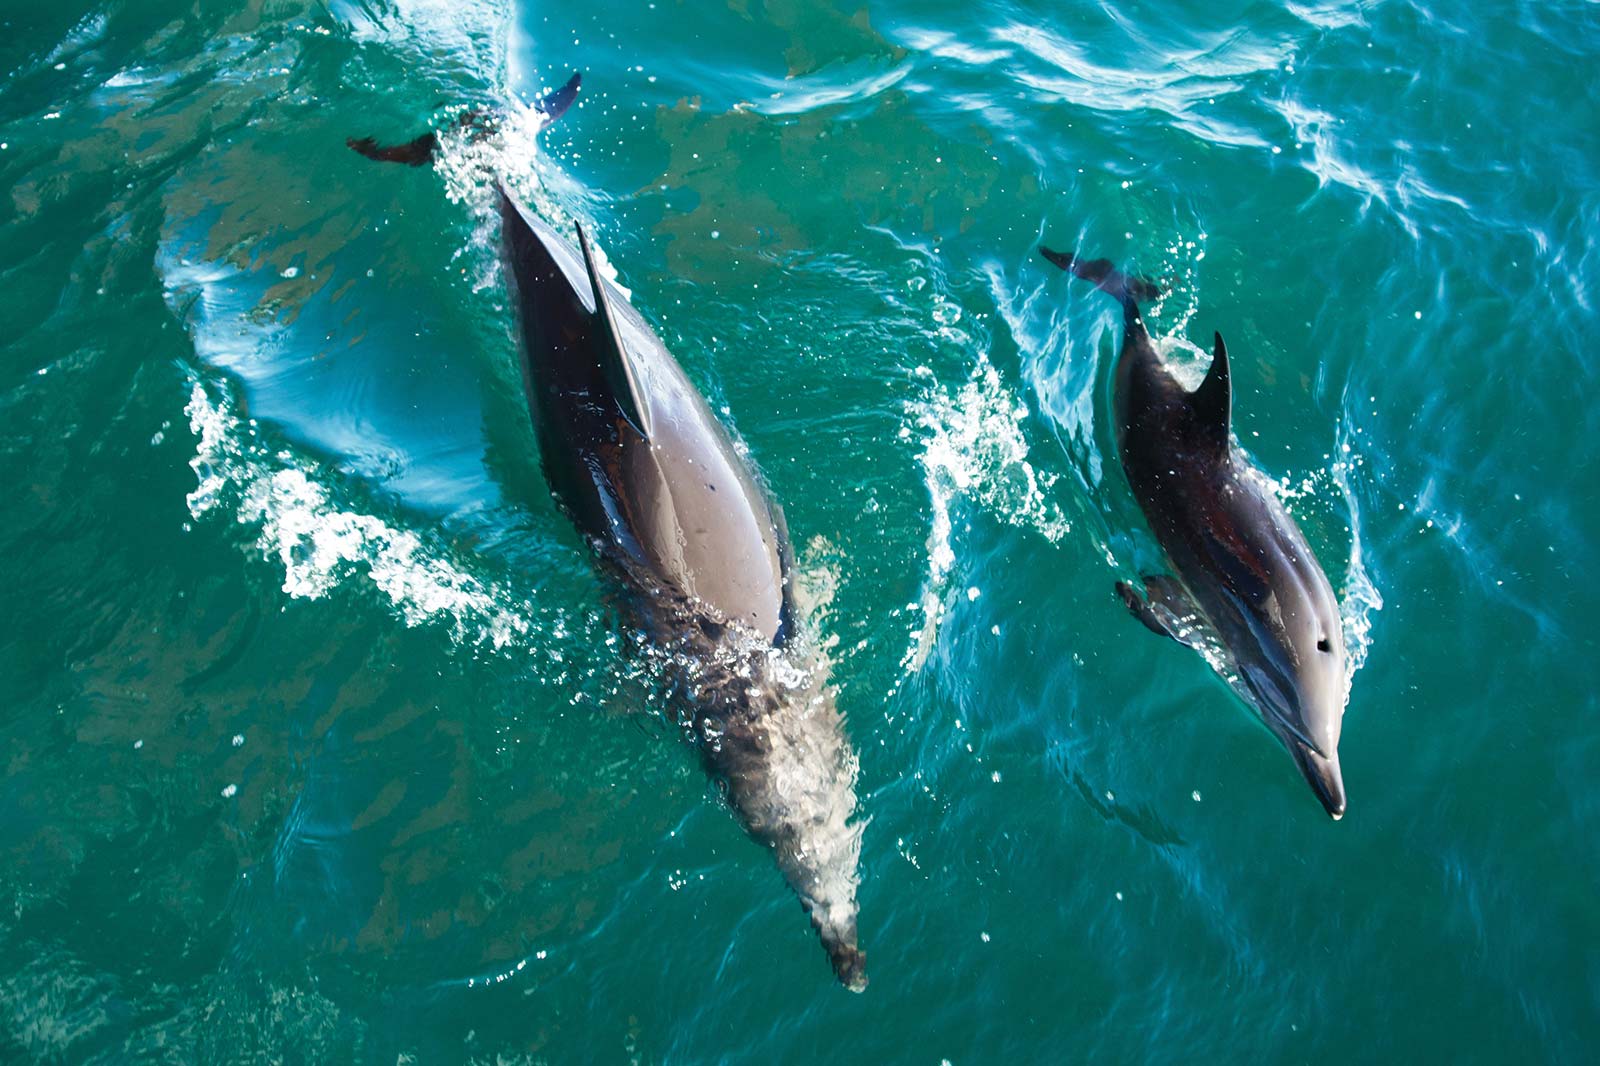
[1329, 430, 1384, 695]
[901, 355, 1070, 671]
[184, 381, 533, 649]
[432, 95, 630, 301]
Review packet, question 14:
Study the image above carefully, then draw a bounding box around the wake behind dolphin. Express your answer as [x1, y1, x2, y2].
[1041, 248, 1351, 819]
[351, 76, 868, 988]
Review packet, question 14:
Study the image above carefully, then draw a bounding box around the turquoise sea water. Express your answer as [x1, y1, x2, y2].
[3, 0, 1597, 1061]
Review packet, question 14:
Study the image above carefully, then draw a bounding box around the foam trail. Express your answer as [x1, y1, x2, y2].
[185, 379, 535, 650]
[432, 87, 629, 300]
[901, 354, 1071, 673]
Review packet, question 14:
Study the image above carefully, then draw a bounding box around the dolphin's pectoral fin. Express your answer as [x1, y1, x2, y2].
[1116, 575, 1211, 651]
[574, 222, 653, 439]
[1116, 581, 1169, 639]
[1190, 331, 1232, 455]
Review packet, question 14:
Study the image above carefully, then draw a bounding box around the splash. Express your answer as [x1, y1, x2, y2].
[184, 380, 535, 649]
[432, 88, 629, 300]
[1329, 430, 1385, 696]
[901, 355, 1071, 671]
[436, 97, 559, 217]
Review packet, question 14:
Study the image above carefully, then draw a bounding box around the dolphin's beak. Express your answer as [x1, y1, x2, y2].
[1291, 743, 1347, 821]
[824, 937, 868, 992]
[813, 914, 867, 991]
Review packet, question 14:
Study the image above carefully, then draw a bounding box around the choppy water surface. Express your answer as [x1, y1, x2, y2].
[3, 0, 1597, 1061]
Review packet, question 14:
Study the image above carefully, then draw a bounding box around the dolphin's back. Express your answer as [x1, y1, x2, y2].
[502, 188, 866, 987]
[609, 351, 790, 641]
[501, 191, 789, 643]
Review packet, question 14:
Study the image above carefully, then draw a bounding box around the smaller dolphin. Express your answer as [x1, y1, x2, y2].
[1041, 248, 1350, 819]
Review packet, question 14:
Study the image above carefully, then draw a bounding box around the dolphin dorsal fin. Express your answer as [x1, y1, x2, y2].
[574, 222, 652, 439]
[1191, 330, 1231, 454]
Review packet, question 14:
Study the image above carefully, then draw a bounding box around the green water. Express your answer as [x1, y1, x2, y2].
[3, 0, 1597, 1061]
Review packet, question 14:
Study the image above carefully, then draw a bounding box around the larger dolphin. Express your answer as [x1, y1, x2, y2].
[1041, 248, 1350, 819]
[351, 77, 867, 986]
[500, 195, 867, 988]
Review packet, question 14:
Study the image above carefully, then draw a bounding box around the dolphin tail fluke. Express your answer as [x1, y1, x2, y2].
[347, 70, 581, 165]
[534, 71, 582, 124]
[1039, 247, 1161, 306]
[346, 131, 439, 166]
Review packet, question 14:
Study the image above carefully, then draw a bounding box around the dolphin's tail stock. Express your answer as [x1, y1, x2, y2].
[1039, 247, 1161, 313]
[347, 70, 581, 166]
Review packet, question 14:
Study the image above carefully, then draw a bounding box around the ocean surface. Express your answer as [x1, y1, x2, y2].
[3, 0, 1597, 1061]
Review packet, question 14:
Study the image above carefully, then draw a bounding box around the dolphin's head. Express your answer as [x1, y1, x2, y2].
[1287, 576, 1348, 820]
[1230, 562, 1348, 820]
[698, 650, 868, 991]
[780, 684, 868, 992]
[1262, 577, 1349, 819]
[813, 900, 868, 992]
[1289, 734, 1346, 821]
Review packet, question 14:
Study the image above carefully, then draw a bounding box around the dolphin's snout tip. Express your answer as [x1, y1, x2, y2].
[1317, 769, 1347, 821]
[1289, 740, 1347, 821]
[827, 942, 867, 992]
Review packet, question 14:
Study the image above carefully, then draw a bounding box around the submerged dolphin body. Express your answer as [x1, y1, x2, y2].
[500, 193, 867, 988]
[1042, 249, 1349, 819]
